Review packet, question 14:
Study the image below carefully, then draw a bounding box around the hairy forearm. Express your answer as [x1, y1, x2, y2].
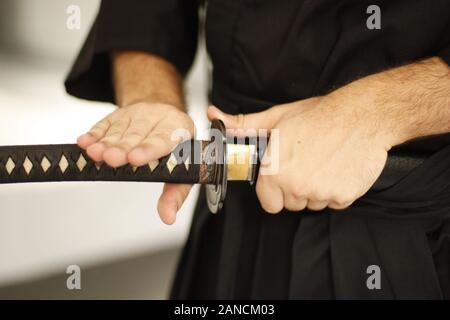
[111, 51, 185, 110]
[330, 57, 450, 148]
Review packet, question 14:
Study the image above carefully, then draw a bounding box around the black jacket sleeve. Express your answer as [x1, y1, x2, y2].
[64, 0, 199, 103]
[436, 6, 450, 66]
[438, 45, 450, 66]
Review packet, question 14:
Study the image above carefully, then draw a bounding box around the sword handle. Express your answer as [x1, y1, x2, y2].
[0, 141, 218, 185]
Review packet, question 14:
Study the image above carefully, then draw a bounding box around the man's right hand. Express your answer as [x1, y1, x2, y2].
[77, 102, 195, 225]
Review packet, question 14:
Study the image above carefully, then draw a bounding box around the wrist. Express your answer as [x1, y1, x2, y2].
[112, 51, 186, 111]
[325, 76, 404, 150]
[120, 97, 185, 111]
[332, 57, 450, 148]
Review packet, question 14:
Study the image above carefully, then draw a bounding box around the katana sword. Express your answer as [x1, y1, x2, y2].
[0, 120, 255, 213]
[0, 120, 425, 213]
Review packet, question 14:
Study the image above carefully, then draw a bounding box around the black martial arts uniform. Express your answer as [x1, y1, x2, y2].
[65, 0, 450, 299]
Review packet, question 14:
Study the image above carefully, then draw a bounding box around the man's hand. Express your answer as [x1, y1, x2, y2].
[208, 57, 450, 213]
[78, 51, 196, 225]
[208, 97, 392, 212]
[78, 102, 194, 167]
[78, 102, 195, 224]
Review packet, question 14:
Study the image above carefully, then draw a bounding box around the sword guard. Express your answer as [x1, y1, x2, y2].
[206, 119, 228, 214]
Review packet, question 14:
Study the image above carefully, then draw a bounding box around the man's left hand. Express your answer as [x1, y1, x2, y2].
[207, 91, 396, 213]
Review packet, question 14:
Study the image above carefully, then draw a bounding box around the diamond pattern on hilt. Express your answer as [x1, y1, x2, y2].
[59, 155, 69, 173]
[184, 157, 190, 171]
[76, 154, 87, 172]
[95, 162, 103, 171]
[23, 156, 33, 175]
[41, 156, 51, 173]
[5, 157, 15, 175]
[148, 160, 159, 172]
[166, 153, 178, 174]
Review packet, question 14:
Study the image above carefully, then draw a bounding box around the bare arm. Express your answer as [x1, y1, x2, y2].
[78, 51, 195, 224]
[111, 51, 185, 110]
[359, 57, 450, 145]
[386, 58, 450, 144]
[207, 57, 450, 213]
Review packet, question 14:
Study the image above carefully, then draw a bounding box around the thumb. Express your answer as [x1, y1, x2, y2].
[157, 183, 192, 225]
[207, 105, 286, 134]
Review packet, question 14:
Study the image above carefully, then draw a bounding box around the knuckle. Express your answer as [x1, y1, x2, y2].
[298, 199, 308, 210]
[290, 185, 307, 199]
[332, 184, 362, 205]
[262, 202, 282, 214]
[285, 198, 306, 212]
[314, 190, 331, 202]
[332, 193, 352, 206]
[306, 182, 330, 201]
[255, 185, 280, 214]
[307, 201, 327, 211]
[329, 200, 352, 210]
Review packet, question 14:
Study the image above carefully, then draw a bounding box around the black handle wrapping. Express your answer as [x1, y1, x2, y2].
[0, 141, 209, 185]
